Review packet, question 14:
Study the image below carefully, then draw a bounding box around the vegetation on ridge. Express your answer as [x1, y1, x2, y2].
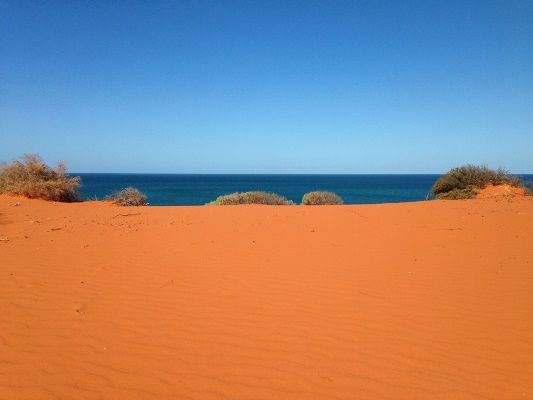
[107, 187, 147, 206]
[431, 165, 521, 200]
[208, 191, 294, 205]
[524, 181, 533, 196]
[0, 154, 80, 202]
[301, 191, 343, 205]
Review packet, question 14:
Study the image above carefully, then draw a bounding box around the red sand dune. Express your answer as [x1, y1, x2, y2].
[1, 194, 532, 399]
[475, 183, 526, 199]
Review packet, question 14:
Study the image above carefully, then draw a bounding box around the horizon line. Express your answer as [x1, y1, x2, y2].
[71, 172, 533, 176]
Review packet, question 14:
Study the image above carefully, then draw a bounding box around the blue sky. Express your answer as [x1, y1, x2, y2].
[1, 0, 532, 173]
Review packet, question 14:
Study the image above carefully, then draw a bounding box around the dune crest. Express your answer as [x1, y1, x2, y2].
[1, 194, 532, 399]
[475, 183, 526, 199]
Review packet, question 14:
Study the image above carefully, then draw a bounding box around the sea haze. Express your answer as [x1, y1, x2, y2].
[76, 174, 533, 206]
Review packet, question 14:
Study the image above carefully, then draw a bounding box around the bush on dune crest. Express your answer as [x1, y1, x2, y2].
[208, 191, 294, 205]
[107, 187, 147, 206]
[301, 191, 343, 205]
[431, 165, 521, 200]
[524, 181, 533, 196]
[434, 187, 477, 200]
[0, 154, 80, 201]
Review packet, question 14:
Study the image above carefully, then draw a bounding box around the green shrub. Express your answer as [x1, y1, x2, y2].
[524, 181, 533, 196]
[208, 191, 294, 205]
[0, 154, 80, 201]
[301, 191, 343, 205]
[431, 165, 520, 199]
[435, 188, 476, 200]
[107, 187, 147, 206]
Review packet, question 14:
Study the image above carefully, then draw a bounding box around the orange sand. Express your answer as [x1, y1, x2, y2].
[1, 194, 532, 399]
[475, 183, 526, 199]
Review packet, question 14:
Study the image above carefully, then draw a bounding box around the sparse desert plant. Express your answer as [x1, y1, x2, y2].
[301, 191, 343, 205]
[523, 181, 533, 196]
[431, 165, 520, 200]
[107, 187, 147, 206]
[208, 191, 294, 205]
[0, 154, 80, 201]
[434, 187, 476, 200]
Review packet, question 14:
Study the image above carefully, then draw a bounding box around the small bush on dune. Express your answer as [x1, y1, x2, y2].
[108, 187, 147, 206]
[301, 191, 343, 205]
[524, 181, 533, 196]
[434, 188, 476, 200]
[431, 165, 521, 200]
[208, 191, 294, 205]
[0, 154, 80, 201]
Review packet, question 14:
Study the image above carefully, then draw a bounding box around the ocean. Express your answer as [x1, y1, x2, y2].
[76, 174, 533, 206]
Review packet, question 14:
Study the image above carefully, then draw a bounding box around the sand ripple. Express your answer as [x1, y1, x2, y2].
[1, 195, 532, 399]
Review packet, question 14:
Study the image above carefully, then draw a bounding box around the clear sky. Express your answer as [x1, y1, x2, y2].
[1, 1, 532, 173]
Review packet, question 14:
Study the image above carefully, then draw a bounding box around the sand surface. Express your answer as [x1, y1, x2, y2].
[475, 183, 526, 199]
[1, 194, 532, 399]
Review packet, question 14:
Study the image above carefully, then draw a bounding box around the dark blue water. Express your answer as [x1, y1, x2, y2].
[76, 174, 533, 206]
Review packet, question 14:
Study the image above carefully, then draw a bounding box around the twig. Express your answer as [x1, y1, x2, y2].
[112, 213, 141, 219]
[159, 279, 174, 289]
[358, 290, 386, 300]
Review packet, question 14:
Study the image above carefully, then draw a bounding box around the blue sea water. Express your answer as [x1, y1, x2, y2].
[76, 174, 533, 206]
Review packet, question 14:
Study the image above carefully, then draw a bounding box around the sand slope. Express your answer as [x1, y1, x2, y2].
[1, 194, 532, 399]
